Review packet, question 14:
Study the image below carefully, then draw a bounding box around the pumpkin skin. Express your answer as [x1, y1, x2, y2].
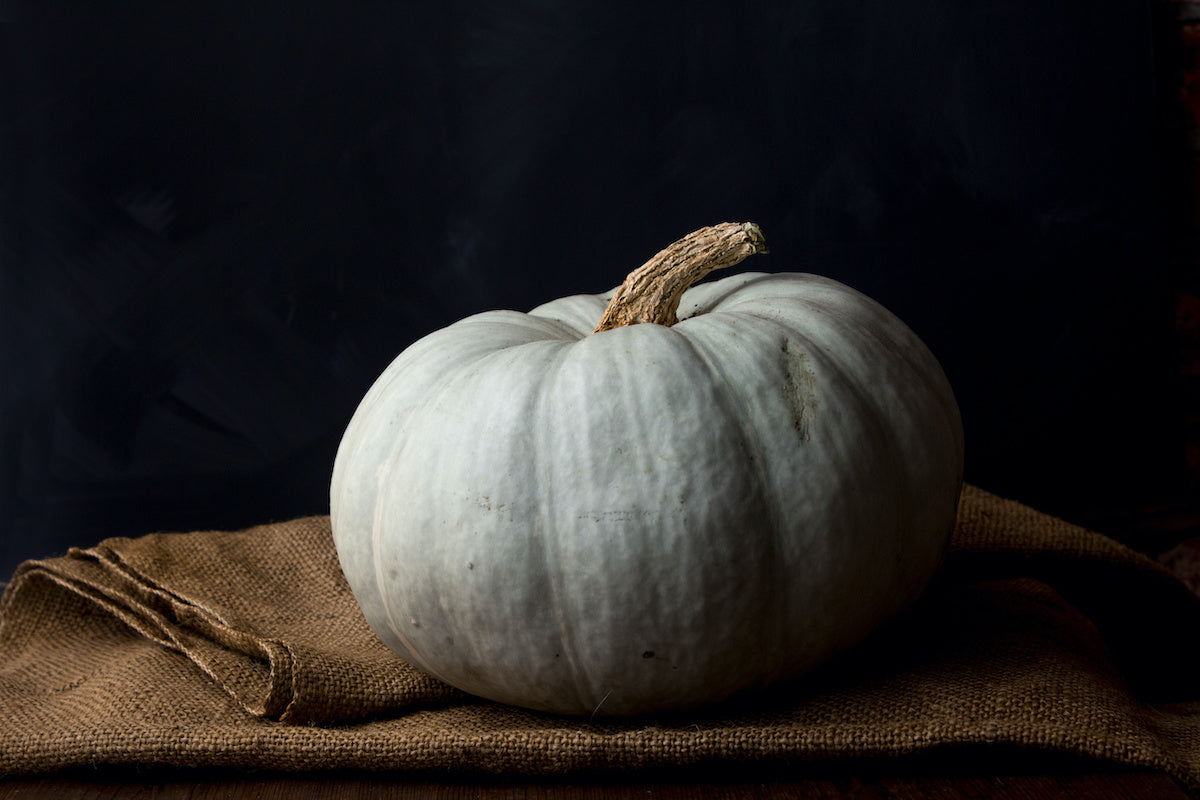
[330, 269, 964, 716]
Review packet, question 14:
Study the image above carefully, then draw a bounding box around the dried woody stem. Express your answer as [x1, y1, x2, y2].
[592, 222, 769, 334]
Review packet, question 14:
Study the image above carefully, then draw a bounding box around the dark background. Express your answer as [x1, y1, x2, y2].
[1, 1, 1190, 579]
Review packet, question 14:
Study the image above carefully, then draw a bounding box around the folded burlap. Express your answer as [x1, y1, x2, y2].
[1, 486, 1198, 791]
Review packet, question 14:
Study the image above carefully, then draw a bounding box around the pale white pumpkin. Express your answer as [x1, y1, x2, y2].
[330, 223, 963, 716]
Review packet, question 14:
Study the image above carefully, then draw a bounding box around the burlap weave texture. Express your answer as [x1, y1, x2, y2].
[1, 486, 1198, 790]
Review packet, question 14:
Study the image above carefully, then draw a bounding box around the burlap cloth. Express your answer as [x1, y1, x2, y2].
[2, 486, 1199, 790]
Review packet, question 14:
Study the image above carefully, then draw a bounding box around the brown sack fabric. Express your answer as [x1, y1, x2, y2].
[1, 485, 1199, 790]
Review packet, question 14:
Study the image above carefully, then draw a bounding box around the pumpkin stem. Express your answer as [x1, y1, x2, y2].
[592, 222, 768, 334]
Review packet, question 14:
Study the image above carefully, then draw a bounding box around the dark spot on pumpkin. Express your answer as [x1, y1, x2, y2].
[642, 651, 655, 659]
[467, 562, 474, 570]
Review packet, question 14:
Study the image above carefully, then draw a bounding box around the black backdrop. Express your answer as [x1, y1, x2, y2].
[1, 1, 1186, 579]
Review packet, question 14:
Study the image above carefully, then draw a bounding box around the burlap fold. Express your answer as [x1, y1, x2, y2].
[1, 486, 1198, 792]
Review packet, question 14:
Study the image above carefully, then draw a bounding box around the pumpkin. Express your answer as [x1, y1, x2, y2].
[330, 222, 963, 716]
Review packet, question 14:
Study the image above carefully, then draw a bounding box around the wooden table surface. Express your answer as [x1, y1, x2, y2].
[0, 766, 1190, 799]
